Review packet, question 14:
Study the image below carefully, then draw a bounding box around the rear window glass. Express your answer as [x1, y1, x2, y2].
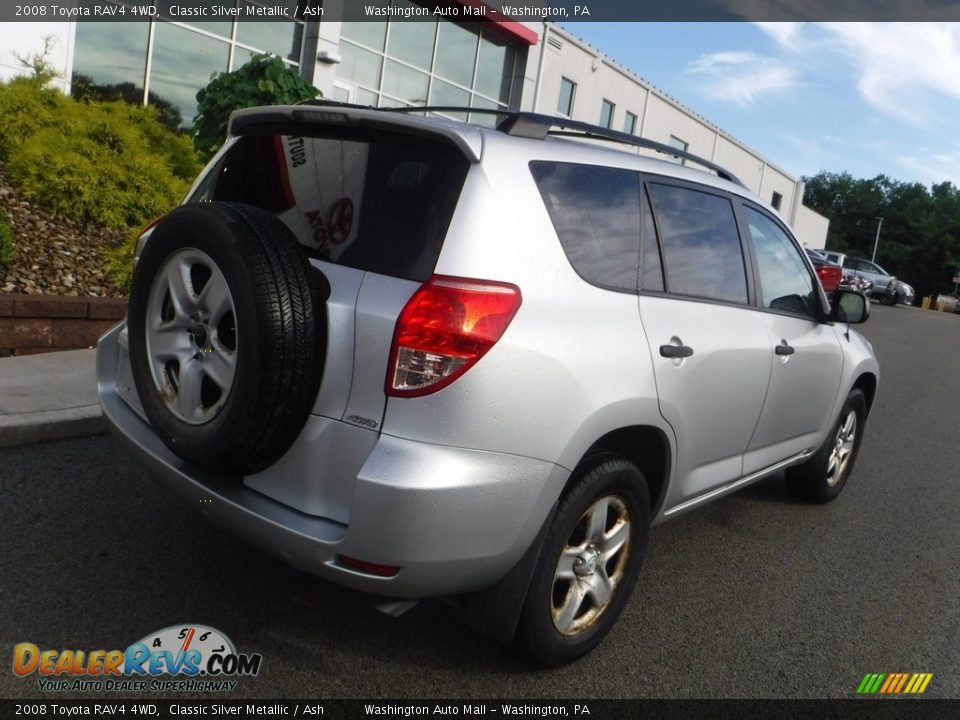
[190, 132, 470, 282]
[530, 162, 641, 292]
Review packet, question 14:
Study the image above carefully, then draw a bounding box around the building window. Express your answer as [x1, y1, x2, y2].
[600, 99, 615, 128]
[72, 0, 309, 133]
[624, 111, 638, 135]
[771, 191, 783, 210]
[668, 135, 688, 164]
[340, 7, 519, 125]
[557, 76, 576, 117]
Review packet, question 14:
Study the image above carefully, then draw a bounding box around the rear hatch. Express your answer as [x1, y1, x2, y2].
[184, 112, 474, 432]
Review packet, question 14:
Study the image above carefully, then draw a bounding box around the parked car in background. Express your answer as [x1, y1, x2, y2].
[805, 249, 842, 296]
[820, 252, 900, 306]
[840, 272, 873, 297]
[894, 280, 915, 306]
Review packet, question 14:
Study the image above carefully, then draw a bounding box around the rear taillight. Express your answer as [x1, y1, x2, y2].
[134, 214, 166, 261]
[386, 275, 522, 398]
[816, 264, 842, 292]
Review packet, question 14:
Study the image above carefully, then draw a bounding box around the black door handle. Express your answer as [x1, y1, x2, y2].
[660, 344, 694, 358]
[775, 343, 795, 356]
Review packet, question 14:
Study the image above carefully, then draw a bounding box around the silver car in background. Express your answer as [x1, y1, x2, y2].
[821, 251, 903, 305]
[98, 103, 879, 666]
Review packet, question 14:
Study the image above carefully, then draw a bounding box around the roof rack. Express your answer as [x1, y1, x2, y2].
[294, 101, 745, 187]
[496, 112, 745, 187]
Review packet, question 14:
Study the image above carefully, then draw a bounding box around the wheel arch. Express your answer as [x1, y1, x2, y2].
[569, 425, 672, 519]
[852, 371, 878, 415]
[457, 423, 671, 645]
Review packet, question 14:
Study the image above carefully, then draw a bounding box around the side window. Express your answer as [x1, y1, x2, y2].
[743, 206, 818, 319]
[530, 162, 641, 292]
[647, 183, 748, 304]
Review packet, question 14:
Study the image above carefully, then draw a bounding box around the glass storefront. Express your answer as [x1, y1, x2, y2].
[72, 0, 307, 132]
[72, 0, 524, 132]
[339, 1, 519, 124]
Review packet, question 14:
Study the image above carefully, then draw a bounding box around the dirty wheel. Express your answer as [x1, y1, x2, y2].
[516, 456, 649, 667]
[127, 202, 328, 474]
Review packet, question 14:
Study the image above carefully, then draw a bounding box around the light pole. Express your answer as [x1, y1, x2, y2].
[871, 217, 883, 263]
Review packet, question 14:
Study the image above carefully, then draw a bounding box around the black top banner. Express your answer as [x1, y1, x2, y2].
[5, 0, 960, 22]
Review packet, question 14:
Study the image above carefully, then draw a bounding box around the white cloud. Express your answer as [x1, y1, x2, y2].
[817, 23, 960, 127]
[686, 51, 799, 106]
[754, 22, 805, 50]
[752, 22, 960, 128]
[894, 149, 960, 187]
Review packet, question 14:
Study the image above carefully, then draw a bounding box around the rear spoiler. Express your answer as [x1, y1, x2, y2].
[228, 105, 483, 162]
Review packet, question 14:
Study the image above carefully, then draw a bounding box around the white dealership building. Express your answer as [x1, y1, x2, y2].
[0, 2, 828, 245]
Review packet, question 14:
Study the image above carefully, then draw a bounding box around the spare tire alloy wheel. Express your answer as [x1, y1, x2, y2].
[517, 457, 650, 667]
[128, 202, 327, 474]
[145, 248, 238, 425]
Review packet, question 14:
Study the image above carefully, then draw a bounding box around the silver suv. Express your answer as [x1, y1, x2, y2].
[97, 103, 879, 666]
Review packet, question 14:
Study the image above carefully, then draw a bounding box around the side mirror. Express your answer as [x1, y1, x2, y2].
[830, 289, 869, 324]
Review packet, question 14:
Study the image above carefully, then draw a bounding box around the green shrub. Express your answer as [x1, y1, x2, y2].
[0, 210, 13, 266]
[193, 54, 319, 161]
[0, 77, 68, 161]
[103, 229, 138, 294]
[0, 79, 200, 232]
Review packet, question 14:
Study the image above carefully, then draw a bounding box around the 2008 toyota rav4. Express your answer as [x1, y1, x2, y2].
[97, 102, 878, 666]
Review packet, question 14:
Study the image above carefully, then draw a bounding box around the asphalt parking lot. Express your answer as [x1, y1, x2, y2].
[2, 303, 958, 699]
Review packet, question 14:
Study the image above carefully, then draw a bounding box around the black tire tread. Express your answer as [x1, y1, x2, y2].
[515, 455, 650, 667]
[786, 388, 866, 503]
[217, 203, 324, 472]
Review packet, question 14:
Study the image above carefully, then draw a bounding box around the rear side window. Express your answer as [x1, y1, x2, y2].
[647, 183, 747, 305]
[530, 162, 641, 292]
[191, 132, 469, 282]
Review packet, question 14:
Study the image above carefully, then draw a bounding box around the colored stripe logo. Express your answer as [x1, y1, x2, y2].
[857, 673, 933, 695]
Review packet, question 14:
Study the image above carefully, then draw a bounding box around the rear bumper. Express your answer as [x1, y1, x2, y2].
[97, 323, 566, 597]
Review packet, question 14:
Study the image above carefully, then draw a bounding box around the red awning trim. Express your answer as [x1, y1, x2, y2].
[451, 0, 541, 45]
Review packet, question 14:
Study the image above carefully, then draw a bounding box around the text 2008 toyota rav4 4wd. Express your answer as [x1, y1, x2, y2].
[97, 102, 878, 666]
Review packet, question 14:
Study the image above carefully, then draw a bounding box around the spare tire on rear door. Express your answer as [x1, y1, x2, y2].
[127, 202, 328, 474]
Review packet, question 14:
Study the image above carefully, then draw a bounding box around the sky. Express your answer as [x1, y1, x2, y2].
[561, 22, 960, 189]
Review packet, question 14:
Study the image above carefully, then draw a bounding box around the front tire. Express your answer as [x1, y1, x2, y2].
[515, 456, 650, 667]
[786, 389, 866, 503]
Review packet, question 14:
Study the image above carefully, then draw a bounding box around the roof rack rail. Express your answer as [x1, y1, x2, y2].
[296, 98, 375, 110]
[497, 112, 745, 187]
[293, 101, 745, 188]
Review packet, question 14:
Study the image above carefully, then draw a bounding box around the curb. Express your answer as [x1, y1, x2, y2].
[0, 404, 108, 448]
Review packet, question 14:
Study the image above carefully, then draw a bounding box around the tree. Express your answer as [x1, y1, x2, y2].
[71, 73, 184, 134]
[13, 35, 60, 88]
[192, 54, 320, 162]
[802, 171, 960, 299]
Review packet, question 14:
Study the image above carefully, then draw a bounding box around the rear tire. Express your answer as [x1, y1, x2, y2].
[786, 389, 866, 503]
[128, 202, 328, 474]
[515, 456, 650, 667]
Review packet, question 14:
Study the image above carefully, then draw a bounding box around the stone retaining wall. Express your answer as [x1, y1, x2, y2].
[0, 295, 127, 356]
